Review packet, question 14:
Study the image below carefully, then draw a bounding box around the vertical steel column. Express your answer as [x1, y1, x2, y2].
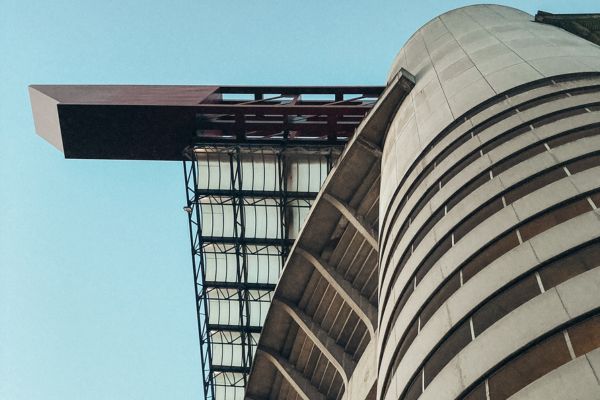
[183, 149, 216, 400]
[278, 149, 290, 266]
[229, 147, 253, 386]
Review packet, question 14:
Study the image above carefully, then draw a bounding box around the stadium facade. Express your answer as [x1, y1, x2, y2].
[30, 5, 600, 400]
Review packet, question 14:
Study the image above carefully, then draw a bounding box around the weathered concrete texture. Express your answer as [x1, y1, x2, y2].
[344, 339, 378, 400]
[244, 72, 414, 400]
[380, 5, 600, 400]
[508, 350, 600, 400]
[381, 4, 600, 215]
[419, 267, 600, 400]
[378, 75, 600, 266]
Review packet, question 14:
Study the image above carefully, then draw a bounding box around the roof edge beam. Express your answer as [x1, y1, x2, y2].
[356, 137, 383, 158]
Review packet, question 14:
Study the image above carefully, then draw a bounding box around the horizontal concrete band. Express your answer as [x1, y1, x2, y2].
[378, 132, 600, 352]
[379, 89, 600, 282]
[507, 349, 600, 400]
[378, 161, 600, 377]
[380, 95, 600, 306]
[380, 209, 600, 399]
[379, 127, 600, 352]
[379, 75, 600, 258]
[379, 73, 600, 248]
[385, 268, 600, 400]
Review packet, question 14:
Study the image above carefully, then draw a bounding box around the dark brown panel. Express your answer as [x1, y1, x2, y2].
[59, 104, 197, 160]
[471, 275, 540, 336]
[565, 154, 600, 174]
[441, 152, 480, 187]
[519, 198, 592, 242]
[504, 167, 567, 205]
[488, 333, 571, 399]
[532, 107, 588, 128]
[568, 315, 600, 357]
[423, 321, 472, 386]
[538, 242, 600, 288]
[447, 173, 491, 211]
[590, 192, 600, 208]
[437, 132, 473, 165]
[454, 198, 504, 242]
[546, 126, 600, 148]
[416, 236, 452, 284]
[403, 373, 422, 400]
[390, 279, 414, 331]
[474, 109, 518, 136]
[420, 273, 461, 327]
[414, 208, 445, 250]
[481, 125, 529, 155]
[462, 382, 487, 400]
[462, 232, 520, 282]
[518, 92, 568, 112]
[391, 319, 419, 373]
[411, 185, 440, 229]
[492, 144, 546, 176]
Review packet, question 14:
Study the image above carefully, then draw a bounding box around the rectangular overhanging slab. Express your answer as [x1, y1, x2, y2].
[30, 85, 218, 160]
[29, 84, 384, 161]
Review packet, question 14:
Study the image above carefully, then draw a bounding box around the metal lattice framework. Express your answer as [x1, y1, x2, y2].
[184, 145, 339, 399]
[27, 82, 391, 399]
[180, 86, 383, 400]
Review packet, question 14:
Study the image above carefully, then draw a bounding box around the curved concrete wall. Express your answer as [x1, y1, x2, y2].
[379, 5, 600, 400]
[381, 4, 600, 214]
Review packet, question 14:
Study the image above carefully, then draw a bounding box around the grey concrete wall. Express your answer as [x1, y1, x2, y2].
[381, 4, 600, 214]
[379, 5, 600, 400]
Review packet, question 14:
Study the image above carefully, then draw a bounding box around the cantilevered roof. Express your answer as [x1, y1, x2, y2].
[535, 11, 600, 46]
[29, 85, 384, 161]
[244, 70, 415, 400]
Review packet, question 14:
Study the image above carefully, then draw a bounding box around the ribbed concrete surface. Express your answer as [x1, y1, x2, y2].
[379, 5, 600, 400]
[244, 73, 415, 400]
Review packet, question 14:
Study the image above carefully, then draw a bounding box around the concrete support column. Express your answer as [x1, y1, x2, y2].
[258, 349, 325, 400]
[296, 247, 377, 337]
[323, 193, 378, 249]
[274, 299, 356, 386]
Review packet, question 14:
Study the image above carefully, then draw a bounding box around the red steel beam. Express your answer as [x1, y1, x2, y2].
[30, 84, 384, 160]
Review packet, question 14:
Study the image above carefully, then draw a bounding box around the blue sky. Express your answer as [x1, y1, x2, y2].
[0, 1, 596, 399]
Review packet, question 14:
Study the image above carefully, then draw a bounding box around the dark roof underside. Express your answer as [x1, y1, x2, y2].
[536, 11, 600, 46]
[29, 85, 384, 161]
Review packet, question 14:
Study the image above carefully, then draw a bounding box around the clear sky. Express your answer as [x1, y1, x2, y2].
[0, 1, 597, 399]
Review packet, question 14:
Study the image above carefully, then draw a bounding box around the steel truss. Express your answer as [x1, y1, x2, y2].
[184, 144, 339, 400]
[182, 85, 381, 399]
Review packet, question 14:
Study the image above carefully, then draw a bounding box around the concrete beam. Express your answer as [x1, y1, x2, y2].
[322, 193, 378, 250]
[274, 298, 356, 387]
[296, 247, 377, 337]
[257, 348, 326, 400]
[356, 137, 383, 158]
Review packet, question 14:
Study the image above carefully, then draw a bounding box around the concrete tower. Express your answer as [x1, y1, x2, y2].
[378, 4, 600, 400]
[246, 5, 600, 400]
